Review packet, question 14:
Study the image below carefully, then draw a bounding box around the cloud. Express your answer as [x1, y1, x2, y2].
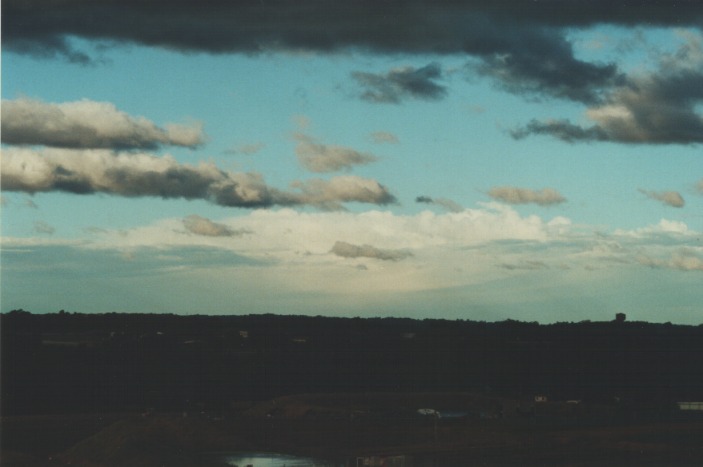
[370, 131, 399, 144]
[1, 98, 205, 150]
[34, 220, 55, 234]
[638, 248, 703, 272]
[330, 241, 412, 261]
[638, 189, 685, 208]
[8, 2, 700, 114]
[291, 176, 397, 210]
[352, 63, 447, 103]
[182, 215, 250, 237]
[224, 142, 265, 155]
[294, 133, 378, 173]
[510, 33, 703, 144]
[487, 187, 566, 206]
[1, 147, 395, 209]
[415, 195, 463, 213]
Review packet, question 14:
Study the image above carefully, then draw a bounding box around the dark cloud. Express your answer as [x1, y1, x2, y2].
[352, 63, 447, 103]
[5, 1, 701, 58]
[1, 98, 205, 150]
[330, 240, 412, 261]
[510, 119, 609, 142]
[511, 36, 703, 144]
[638, 189, 685, 208]
[7, 1, 700, 112]
[488, 186, 566, 206]
[183, 214, 250, 237]
[1, 148, 396, 210]
[415, 195, 463, 212]
[294, 133, 378, 172]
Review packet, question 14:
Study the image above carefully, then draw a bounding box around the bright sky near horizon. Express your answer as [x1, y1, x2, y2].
[1, 1, 702, 323]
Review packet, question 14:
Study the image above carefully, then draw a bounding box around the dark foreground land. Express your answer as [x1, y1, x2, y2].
[2, 311, 703, 466]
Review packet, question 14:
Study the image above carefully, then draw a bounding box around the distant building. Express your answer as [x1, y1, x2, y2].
[615, 313, 626, 322]
[678, 402, 703, 411]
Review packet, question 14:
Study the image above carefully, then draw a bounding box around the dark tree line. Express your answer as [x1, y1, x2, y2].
[2, 310, 703, 415]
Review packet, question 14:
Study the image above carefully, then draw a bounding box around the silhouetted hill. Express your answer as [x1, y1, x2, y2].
[3, 310, 703, 416]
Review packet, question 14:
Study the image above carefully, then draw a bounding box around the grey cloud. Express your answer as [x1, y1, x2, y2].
[1, 148, 396, 210]
[370, 131, 399, 144]
[1, 98, 205, 150]
[294, 133, 378, 173]
[34, 220, 55, 234]
[6, 1, 702, 59]
[415, 195, 463, 212]
[510, 119, 609, 142]
[352, 63, 447, 103]
[291, 176, 397, 210]
[638, 189, 685, 208]
[7, 2, 697, 110]
[183, 214, 249, 237]
[330, 241, 412, 261]
[499, 260, 549, 271]
[488, 186, 566, 206]
[511, 36, 703, 144]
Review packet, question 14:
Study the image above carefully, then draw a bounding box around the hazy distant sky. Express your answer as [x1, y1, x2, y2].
[2, 1, 702, 323]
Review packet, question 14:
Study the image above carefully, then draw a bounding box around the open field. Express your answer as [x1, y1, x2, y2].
[3, 393, 703, 466]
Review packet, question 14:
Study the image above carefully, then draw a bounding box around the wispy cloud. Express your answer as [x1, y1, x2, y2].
[370, 131, 399, 144]
[34, 220, 55, 234]
[638, 189, 685, 208]
[294, 133, 378, 173]
[487, 187, 566, 206]
[330, 241, 412, 261]
[224, 142, 265, 155]
[1, 147, 396, 210]
[183, 215, 250, 237]
[352, 63, 446, 103]
[1, 98, 205, 150]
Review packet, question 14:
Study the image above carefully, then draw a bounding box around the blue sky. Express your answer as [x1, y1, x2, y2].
[2, 1, 702, 323]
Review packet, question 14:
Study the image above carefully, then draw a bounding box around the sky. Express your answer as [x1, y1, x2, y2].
[1, 0, 702, 323]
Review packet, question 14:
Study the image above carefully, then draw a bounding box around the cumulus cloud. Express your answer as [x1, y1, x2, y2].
[511, 33, 703, 144]
[330, 241, 412, 261]
[1, 98, 205, 150]
[294, 133, 378, 173]
[1, 147, 395, 209]
[352, 63, 447, 103]
[183, 215, 250, 237]
[370, 131, 399, 144]
[487, 187, 566, 206]
[415, 195, 463, 213]
[638, 189, 685, 208]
